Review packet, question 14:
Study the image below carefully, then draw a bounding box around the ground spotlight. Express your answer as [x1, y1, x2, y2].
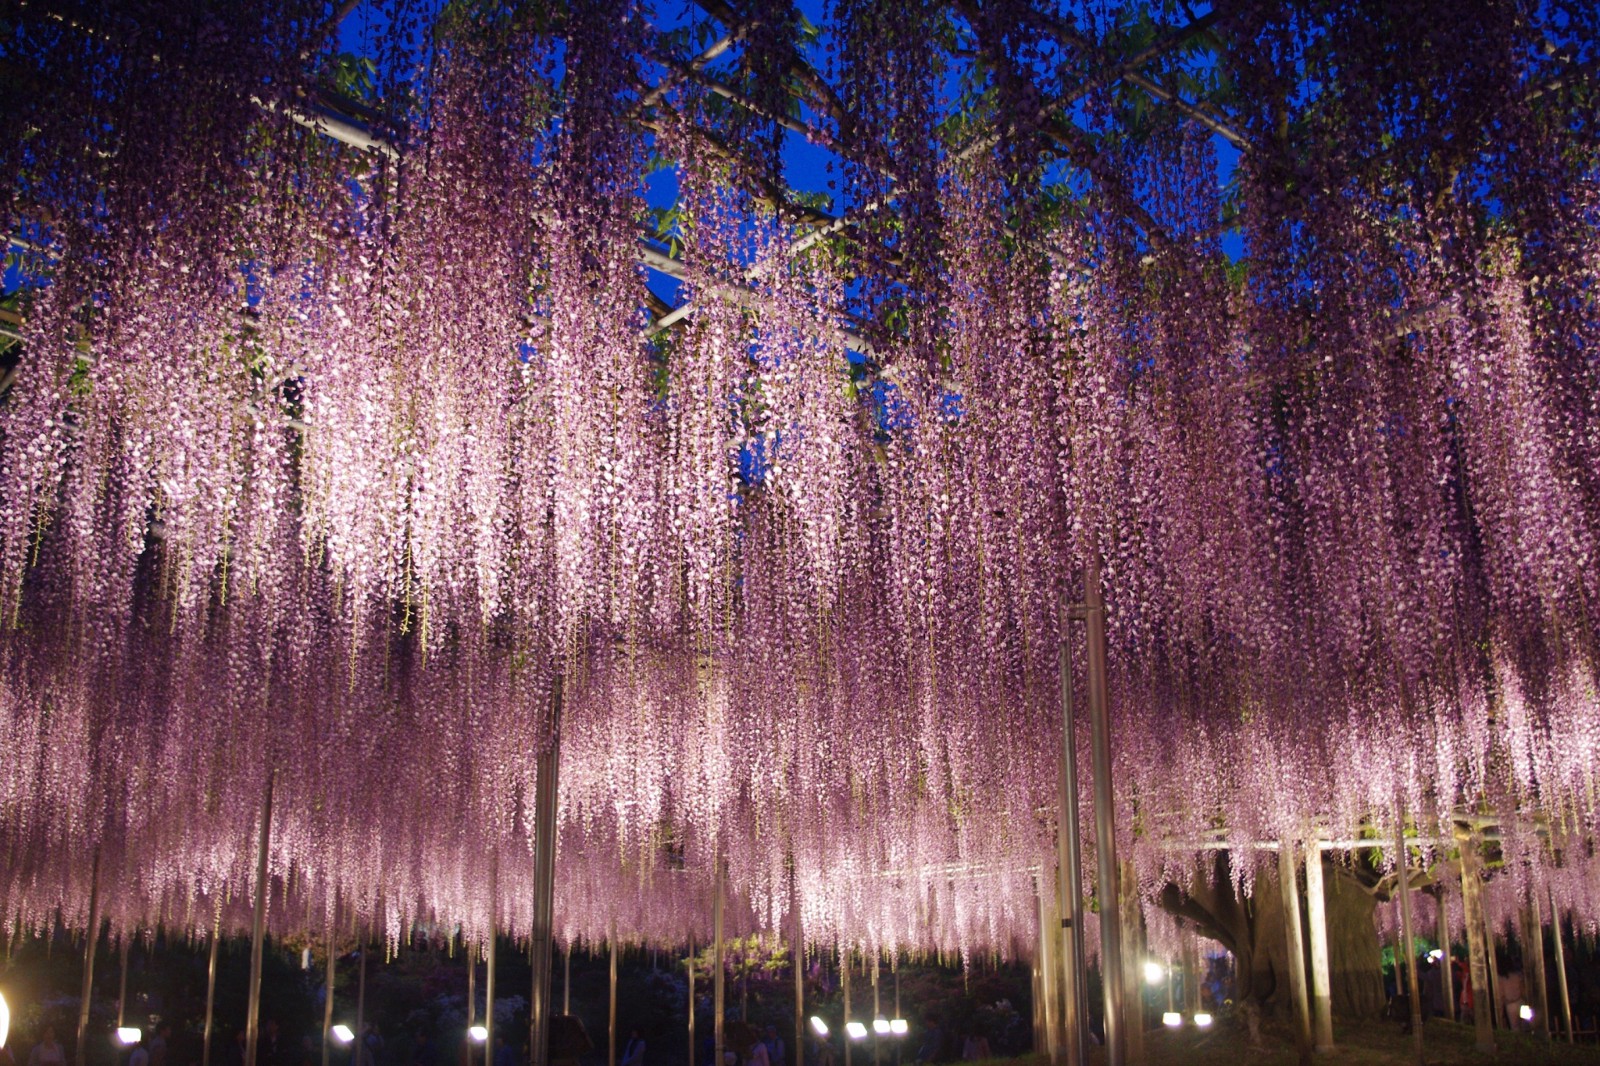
[872, 1019, 890, 1035]
[1161, 1012, 1182, 1028]
[331, 1026, 355, 1045]
[1193, 1013, 1213, 1028]
[1519, 1005, 1534, 1022]
[115, 1029, 142, 1047]
[1143, 961, 1165, 985]
[469, 1026, 488, 1043]
[845, 1022, 868, 1041]
[809, 1017, 829, 1037]
[0, 991, 9, 1050]
[889, 1020, 908, 1036]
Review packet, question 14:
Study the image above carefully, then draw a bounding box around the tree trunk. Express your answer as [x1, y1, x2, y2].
[1157, 852, 1385, 1020]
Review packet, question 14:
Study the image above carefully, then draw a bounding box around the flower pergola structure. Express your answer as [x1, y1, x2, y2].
[1, 0, 1599, 1035]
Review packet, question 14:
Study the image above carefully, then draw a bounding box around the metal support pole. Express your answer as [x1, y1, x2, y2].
[1523, 892, 1549, 1042]
[1278, 839, 1312, 1056]
[609, 930, 619, 1066]
[117, 934, 131, 1028]
[355, 922, 368, 1066]
[1056, 635, 1087, 1066]
[1118, 861, 1145, 1066]
[1081, 559, 1125, 1066]
[1393, 805, 1423, 1066]
[322, 914, 336, 1066]
[714, 860, 726, 1066]
[530, 672, 564, 1066]
[469, 940, 477, 1030]
[1456, 829, 1494, 1053]
[564, 943, 571, 1016]
[1302, 842, 1334, 1052]
[1436, 892, 1455, 1023]
[245, 775, 276, 1066]
[841, 949, 851, 1066]
[1548, 888, 1573, 1043]
[872, 954, 881, 1066]
[204, 922, 221, 1066]
[487, 856, 499, 1066]
[1037, 890, 1059, 1064]
[76, 846, 103, 1066]
[688, 940, 697, 1066]
[792, 890, 804, 1066]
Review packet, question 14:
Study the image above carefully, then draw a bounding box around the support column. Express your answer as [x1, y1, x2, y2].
[688, 940, 697, 1066]
[1523, 892, 1549, 1042]
[487, 856, 499, 1065]
[530, 673, 564, 1066]
[1548, 888, 1573, 1043]
[1278, 839, 1313, 1056]
[116, 933, 131, 1028]
[76, 846, 103, 1066]
[1081, 559, 1126, 1066]
[1180, 931, 1200, 1016]
[322, 912, 336, 1066]
[356, 923, 368, 1066]
[1118, 861, 1144, 1066]
[841, 949, 851, 1066]
[1436, 891, 1455, 1023]
[564, 943, 572, 1015]
[714, 860, 726, 1066]
[792, 893, 804, 1066]
[1393, 805, 1423, 1066]
[1037, 889, 1059, 1064]
[204, 921, 221, 1066]
[245, 775, 276, 1066]
[1056, 634, 1087, 1066]
[1302, 841, 1334, 1052]
[609, 931, 619, 1066]
[469, 939, 477, 1032]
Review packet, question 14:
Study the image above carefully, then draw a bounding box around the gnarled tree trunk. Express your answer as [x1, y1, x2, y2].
[1157, 852, 1385, 1019]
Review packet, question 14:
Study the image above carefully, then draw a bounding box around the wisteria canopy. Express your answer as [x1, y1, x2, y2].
[1, 0, 1598, 971]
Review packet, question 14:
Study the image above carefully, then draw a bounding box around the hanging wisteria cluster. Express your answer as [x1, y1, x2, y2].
[0, 0, 1598, 964]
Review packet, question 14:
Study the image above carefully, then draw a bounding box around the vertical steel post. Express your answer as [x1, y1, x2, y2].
[564, 942, 572, 1016]
[1548, 887, 1573, 1043]
[116, 934, 131, 1028]
[1082, 559, 1125, 1066]
[204, 921, 221, 1066]
[688, 940, 697, 1066]
[322, 913, 336, 1066]
[530, 673, 564, 1066]
[609, 931, 619, 1066]
[1056, 635, 1087, 1066]
[1302, 840, 1334, 1052]
[841, 949, 851, 1066]
[1436, 892, 1455, 1023]
[1278, 839, 1312, 1055]
[714, 860, 726, 1066]
[1037, 889, 1058, 1064]
[1523, 892, 1549, 1042]
[1393, 804, 1423, 1066]
[792, 887, 804, 1066]
[487, 856, 498, 1066]
[245, 774, 276, 1066]
[76, 846, 103, 1066]
[355, 922, 368, 1066]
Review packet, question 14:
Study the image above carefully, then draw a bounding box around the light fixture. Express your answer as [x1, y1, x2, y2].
[1193, 1013, 1213, 1028]
[809, 1017, 829, 1037]
[469, 1026, 489, 1043]
[1161, 1013, 1182, 1028]
[0, 990, 9, 1050]
[888, 1020, 908, 1036]
[1427, 949, 1443, 962]
[116, 1029, 142, 1047]
[845, 1023, 868, 1041]
[872, 1019, 890, 1035]
[331, 1025, 355, 1045]
[1519, 1005, 1534, 1022]
[1143, 961, 1165, 985]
